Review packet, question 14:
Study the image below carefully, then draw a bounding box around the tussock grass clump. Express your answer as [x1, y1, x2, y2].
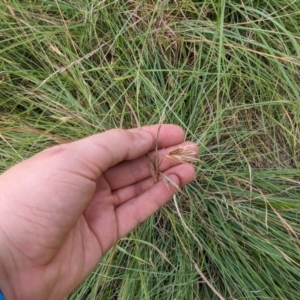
[1, 0, 300, 299]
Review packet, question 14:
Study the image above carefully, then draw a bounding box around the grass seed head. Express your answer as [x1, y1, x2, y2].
[165, 145, 198, 163]
[159, 172, 187, 196]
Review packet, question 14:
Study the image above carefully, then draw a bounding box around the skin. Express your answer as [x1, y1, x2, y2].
[0, 124, 198, 300]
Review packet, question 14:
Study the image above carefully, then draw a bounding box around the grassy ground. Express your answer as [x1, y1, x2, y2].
[1, 0, 300, 299]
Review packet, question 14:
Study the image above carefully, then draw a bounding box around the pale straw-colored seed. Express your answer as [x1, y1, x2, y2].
[165, 145, 197, 163]
[159, 172, 187, 196]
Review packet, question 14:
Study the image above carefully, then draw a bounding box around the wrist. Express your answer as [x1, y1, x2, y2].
[0, 232, 17, 300]
[0, 290, 5, 300]
[0, 266, 17, 300]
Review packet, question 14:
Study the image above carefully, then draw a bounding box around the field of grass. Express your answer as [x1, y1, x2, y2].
[1, 0, 300, 299]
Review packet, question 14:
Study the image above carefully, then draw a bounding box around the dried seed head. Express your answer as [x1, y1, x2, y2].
[159, 172, 187, 196]
[147, 153, 162, 183]
[147, 160, 158, 183]
[160, 172, 180, 190]
[165, 145, 197, 163]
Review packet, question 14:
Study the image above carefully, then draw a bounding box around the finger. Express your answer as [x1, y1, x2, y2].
[105, 142, 198, 190]
[128, 124, 185, 149]
[113, 163, 196, 207]
[115, 164, 195, 238]
[63, 124, 185, 179]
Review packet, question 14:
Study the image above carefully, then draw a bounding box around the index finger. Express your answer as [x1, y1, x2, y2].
[67, 124, 185, 179]
[129, 124, 185, 149]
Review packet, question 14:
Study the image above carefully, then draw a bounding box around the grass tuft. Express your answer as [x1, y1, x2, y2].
[1, 0, 300, 299]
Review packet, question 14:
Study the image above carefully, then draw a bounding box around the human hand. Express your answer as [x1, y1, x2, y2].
[0, 124, 198, 300]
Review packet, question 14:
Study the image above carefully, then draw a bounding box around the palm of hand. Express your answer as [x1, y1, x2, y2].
[0, 125, 197, 300]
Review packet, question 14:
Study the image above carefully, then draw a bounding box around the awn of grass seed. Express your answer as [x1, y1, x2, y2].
[147, 124, 163, 183]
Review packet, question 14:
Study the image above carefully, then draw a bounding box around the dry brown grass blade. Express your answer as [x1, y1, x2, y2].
[125, 99, 141, 129]
[2, 127, 72, 144]
[172, 195, 225, 300]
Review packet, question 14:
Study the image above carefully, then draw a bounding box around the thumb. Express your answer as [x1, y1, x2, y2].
[65, 128, 154, 179]
[0, 128, 154, 212]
